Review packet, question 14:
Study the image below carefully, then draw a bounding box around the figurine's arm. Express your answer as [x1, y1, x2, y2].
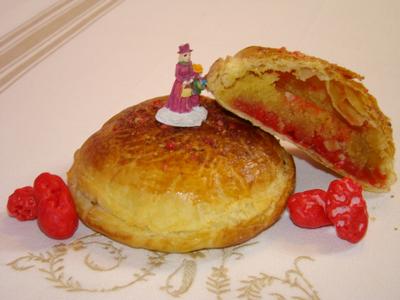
[175, 64, 186, 82]
[189, 65, 198, 82]
[186, 64, 195, 84]
[175, 64, 195, 84]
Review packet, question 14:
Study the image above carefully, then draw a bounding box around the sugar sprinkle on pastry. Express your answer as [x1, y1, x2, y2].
[68, 96, 295, 252]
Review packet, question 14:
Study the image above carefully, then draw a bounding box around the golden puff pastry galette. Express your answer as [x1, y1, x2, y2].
[68, 96, 295, 252]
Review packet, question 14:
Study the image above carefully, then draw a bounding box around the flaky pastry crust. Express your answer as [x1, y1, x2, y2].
[206, 46, 396, 192]
[67, 96, 295, 252]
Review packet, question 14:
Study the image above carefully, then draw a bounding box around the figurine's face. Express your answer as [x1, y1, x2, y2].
[179, 52, 191, 63]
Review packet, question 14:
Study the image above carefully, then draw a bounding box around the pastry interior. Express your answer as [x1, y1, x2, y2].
[206, 46, 396, 192]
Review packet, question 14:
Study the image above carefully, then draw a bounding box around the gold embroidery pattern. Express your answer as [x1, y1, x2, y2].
[207, 242, 258, 299]
[7, 234, 319, 299]
[238, 256, 320, 300]
[161, 258, 197, 297]
[7, 233, 167, 292]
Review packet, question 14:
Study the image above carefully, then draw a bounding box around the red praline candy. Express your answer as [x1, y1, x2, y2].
[7, 186, 38, 221]
[287, 189, 332, 229]
[326, 177, 368, 243]
[34, 173, 78, 239]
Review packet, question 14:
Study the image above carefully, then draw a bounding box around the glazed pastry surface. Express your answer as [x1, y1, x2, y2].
[68, 96, 295, 252]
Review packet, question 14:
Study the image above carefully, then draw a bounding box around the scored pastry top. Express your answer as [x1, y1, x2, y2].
[72, 96, 291, 201]
[67, 96, 295, 252]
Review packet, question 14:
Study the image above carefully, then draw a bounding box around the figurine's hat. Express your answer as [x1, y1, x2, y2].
[178, 43, 193, 54]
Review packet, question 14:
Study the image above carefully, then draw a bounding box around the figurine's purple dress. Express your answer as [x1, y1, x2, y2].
[166, 62, 196, 113]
